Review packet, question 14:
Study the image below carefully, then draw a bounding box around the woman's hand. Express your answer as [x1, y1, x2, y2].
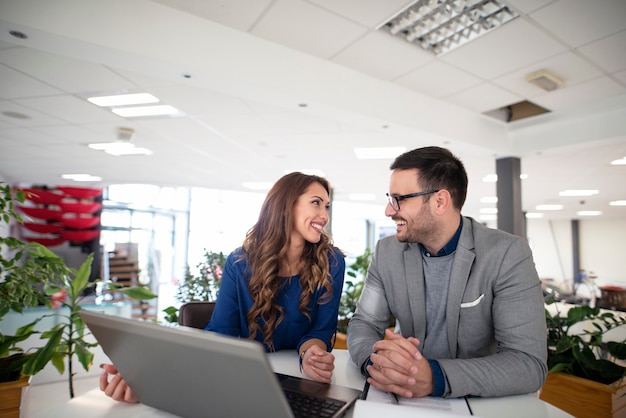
[301, 344, 335, 383]
[99, 363, 139, 403]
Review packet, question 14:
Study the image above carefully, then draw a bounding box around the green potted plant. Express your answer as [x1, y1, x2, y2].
[336, 248, 372, 343]
[0, 183, 157, 412]
[163, 249, 226, 324]
[541, 297, 626, 418]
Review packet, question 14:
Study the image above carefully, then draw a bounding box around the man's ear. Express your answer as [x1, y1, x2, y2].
[433, 190, 451, 215]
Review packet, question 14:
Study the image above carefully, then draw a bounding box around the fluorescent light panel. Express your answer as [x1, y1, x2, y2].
[379, 0, 520, 56]
[577, 211, 602, 217]
[559, 190, 599, 197]
[88, 142, 153, 156]
[536, 204, 563, 211]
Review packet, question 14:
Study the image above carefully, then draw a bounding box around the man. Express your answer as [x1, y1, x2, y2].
[347, 146, 547, 399]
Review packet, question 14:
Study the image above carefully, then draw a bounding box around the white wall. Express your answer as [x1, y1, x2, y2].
[527, 218, 626, 289]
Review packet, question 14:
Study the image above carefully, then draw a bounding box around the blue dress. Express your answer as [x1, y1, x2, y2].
[206, 247, 345, 353]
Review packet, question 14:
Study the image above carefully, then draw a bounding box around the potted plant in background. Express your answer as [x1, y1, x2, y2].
[541, 297, 626, 418]
[335, 248, 372, 348]
[162, 249, 225, 324]
[0, 184, 157, 416]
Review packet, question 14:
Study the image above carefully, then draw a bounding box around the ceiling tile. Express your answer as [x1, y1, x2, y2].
[446, 83, 522, 113]
[0, 100, 64, 127]
[529, 0, 626, 47]
[15, 95, 121, 124]
[441, 19, 566, 80]
[506, 0, 553, 14]
[250, 0, 369, 59]
[332, 31, 433, 80]
[307, 0, 415, 28]
[613, 70, 626, 86]
[0, 64, 61, 98]
[152, 0, 274, 32]
[396, 61, 482, 98]
[578, 30, 626, 74]
[532, 77, 626, 110]
[492, 52, 603, 98]
[0, 47, 136, 94]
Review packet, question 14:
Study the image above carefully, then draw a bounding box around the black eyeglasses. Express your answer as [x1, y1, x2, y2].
[385, 190, 439, 211]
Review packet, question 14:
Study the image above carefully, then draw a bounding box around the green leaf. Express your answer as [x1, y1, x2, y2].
[22, 327, 64, 376]
[75, 340, 95, 371]
[119, 286, 157, 301]
[70, 254, 94, 299]
[608, 341, 626, 360]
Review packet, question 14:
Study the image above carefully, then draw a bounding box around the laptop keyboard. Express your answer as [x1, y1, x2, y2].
[284, 390, 346, 418]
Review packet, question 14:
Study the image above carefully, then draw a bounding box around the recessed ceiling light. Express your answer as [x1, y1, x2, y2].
[480, 196, 498, 203]
[112, 105, 179, 118]
[536, 204, 563, 211]
[482, 174, 498, 183]
[577, 211, 602, 217]
[559, 190, 599, 197]
[87, 93, 159, 107]
[610, 200, 626, 206]
[610, 157, 626, 165]
[354, 147, 405, 160]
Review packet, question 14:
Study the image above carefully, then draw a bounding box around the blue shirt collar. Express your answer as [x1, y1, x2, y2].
[419, 216, 463, 257]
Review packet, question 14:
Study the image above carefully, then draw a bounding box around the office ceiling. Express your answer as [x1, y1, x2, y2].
[0, 0, 625, 222]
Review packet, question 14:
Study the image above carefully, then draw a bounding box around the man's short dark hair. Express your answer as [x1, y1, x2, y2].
[390, 146, 468, 210]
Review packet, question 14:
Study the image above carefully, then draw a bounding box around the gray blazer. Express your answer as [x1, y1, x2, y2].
[347, 216, 547, 398]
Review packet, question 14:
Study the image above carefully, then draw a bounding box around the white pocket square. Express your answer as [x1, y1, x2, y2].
[460, 293, 484, 308]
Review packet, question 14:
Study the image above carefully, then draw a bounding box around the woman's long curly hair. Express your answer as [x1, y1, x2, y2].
[238, 172, 338, 350]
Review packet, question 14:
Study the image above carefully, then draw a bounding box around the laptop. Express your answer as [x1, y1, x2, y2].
[80, 310, 362, 418]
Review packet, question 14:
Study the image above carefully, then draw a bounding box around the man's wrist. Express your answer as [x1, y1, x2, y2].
[428, 359, 446, 397]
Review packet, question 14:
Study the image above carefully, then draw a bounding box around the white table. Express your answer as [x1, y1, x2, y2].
[21, 349, 571, 418]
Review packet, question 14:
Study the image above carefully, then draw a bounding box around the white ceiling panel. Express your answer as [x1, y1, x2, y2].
[0, 64, 61, 98]
[578, 30, 626, 74]
[307, 0, 415, 28]
[152, 0, 274, 32]
[441, 19, 567, 80]
[396, 61, 482, 98]
[447, 83, 522, 113]
[492, 52, 603, 98]
[332, 31, 433, 80]
[251, 0, 369, 59]
[529, 0, 626, 48]
[532, 77, 626, 110]
[14, 95, 119, 124]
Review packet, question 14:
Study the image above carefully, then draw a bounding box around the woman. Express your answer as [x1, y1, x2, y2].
[101, 172, 345, 402]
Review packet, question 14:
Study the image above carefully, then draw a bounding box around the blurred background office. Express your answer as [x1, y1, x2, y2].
[1, 0, 625, 318]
